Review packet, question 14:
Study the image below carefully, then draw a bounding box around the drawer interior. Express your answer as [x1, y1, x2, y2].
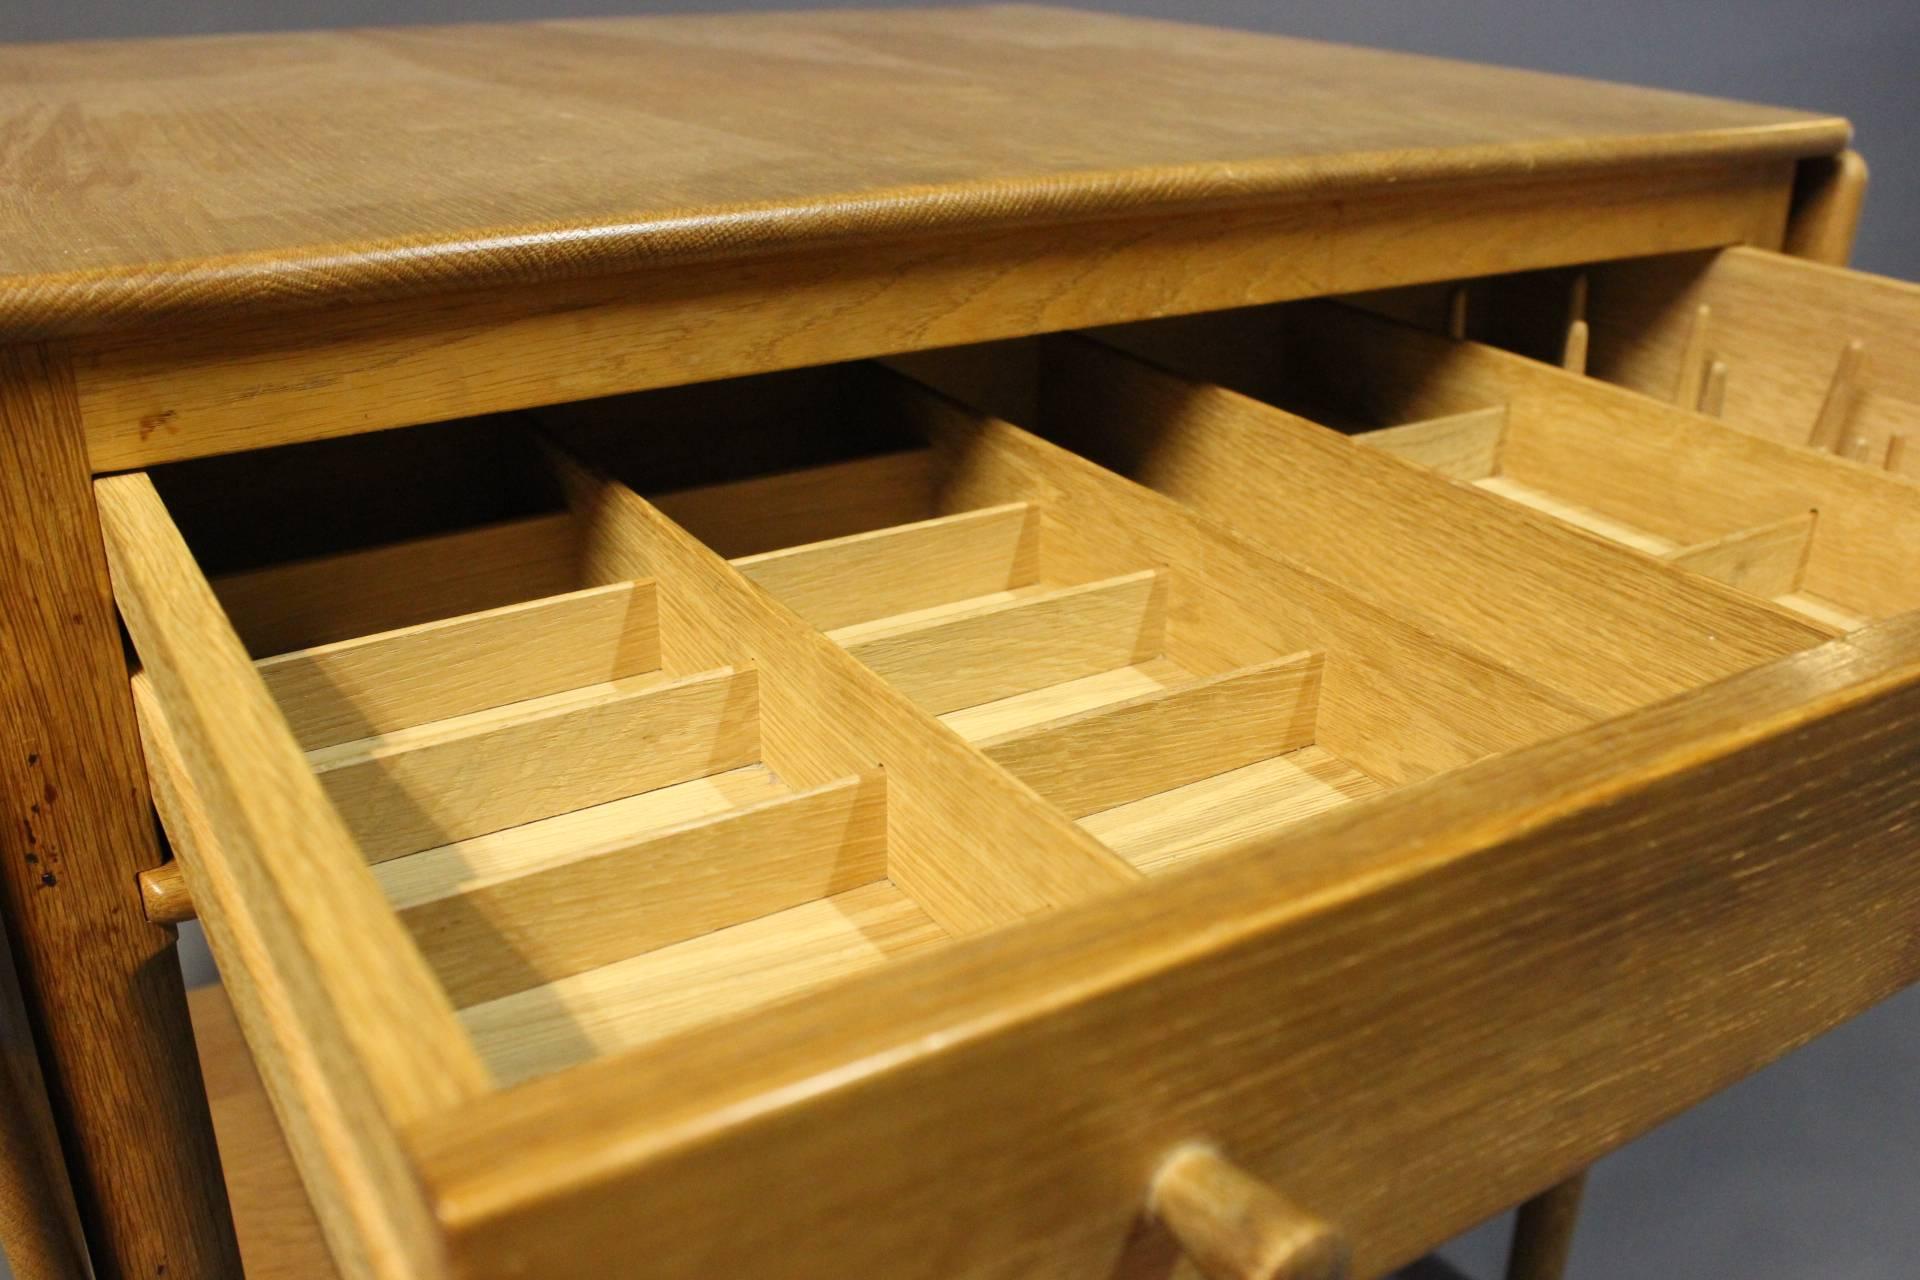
[1331, 247, 1920, 474]
[126, 364, 1607, 1088]
[897, 286, 1920, 635]
[101, 314, 1920, 1276]
[128, 342, 1901, 1087]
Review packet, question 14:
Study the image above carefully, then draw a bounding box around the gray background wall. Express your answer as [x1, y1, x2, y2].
[3, 3, 1914, 1278]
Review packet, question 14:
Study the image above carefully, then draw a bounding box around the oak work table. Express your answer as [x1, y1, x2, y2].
[1, 8, 1917, 1279]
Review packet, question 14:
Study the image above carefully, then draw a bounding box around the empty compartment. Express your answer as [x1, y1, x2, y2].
[551, 362, 1615, 882]
[122, 408, 1137, 1087]
[895, 341, 1838, 728]
[1086, 297, 1920, 631]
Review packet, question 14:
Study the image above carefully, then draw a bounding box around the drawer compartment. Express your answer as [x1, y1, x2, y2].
[936, 295, 1920, 633]
[1332, 246, 1920, 481]
[99, 360, 1920, 1280]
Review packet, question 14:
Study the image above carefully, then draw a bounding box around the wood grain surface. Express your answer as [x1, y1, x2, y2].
[0, 6, 1843, 339]
[190, 983, 340, 1280]
[412, 609, 1920, 1280]
[0, 345, 241, 1278]
[98, 472, 489, 1280]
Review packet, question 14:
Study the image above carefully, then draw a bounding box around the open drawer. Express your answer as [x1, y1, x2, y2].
[99, 362, 1920, 1280]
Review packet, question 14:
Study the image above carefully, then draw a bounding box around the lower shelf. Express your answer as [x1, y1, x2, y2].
[189, 983, 338, 1280]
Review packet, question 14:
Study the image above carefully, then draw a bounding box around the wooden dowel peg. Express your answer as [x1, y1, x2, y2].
[1698, 360, 1728, 417]
[1844, 434, 1874, 462]
[1807, 339, 1867, 453]
[1672, 303, 1711, 408]
[1149, 1145, 1348, 1280]
[1447, 286, 1469, 341]
[139, 860, 196, 926]
[1506, 1172, 1588, 1280]
[1885, 434, 1907, 472]
[1559, 319, 1589, 376]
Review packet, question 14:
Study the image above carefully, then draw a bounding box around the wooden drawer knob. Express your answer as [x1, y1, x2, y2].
[1149, 1145, 1348, 1280]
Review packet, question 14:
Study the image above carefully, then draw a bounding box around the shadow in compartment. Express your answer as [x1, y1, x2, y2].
[146, 355, 1614, 1087]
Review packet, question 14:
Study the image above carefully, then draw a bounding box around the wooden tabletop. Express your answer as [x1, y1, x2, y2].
[1, 5, 1846, 339]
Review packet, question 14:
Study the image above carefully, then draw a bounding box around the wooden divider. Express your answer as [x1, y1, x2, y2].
[1355, 405, 1506, 480]
[95, 474, 489, 1280]
[1273, 300, 1920, 620]
[311, 667, 760, 862]
[1047, 327, 1830, 710]
[653, 450, 937, 557]
[214, 512, 581, 655]
[259, 580, 659, 749]
[1665, 513, 1816, 598]
[978, 653, 1323, 818]
[888, 375, 1596, 785]
[546, 444, 1143, 937]
[830, 571, 1167, 715]
[392, 772, 889, 1006]
[734, 502, 1040, 629]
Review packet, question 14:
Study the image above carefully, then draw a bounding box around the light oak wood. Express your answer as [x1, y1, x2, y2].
[1699, 359, 1729, 416]
[1473, 476, 1676, 556]
[411, 609, 1920, 1280]
[1037, 330, 1824, 711]
[1807, 339, 1868, 453]
[735, 502, 1040, 630]
[553, 446, 1141, 937]
[829, 572, 1167, 716]
[940, 659, 1195, 743]
[0, 346, 240, 1277]
[1664, 513, 1815, 598]
[1673, 304, 1714, 409]
[979, 654, 1324, 819]
[190, 984, 339, 1280]
[1109, 300, 1920, 622]
[897, 375, 1597, 785]
[1561, 319, 1590, 376]
[0, 13, 1891, 1277]
[1150, 1145, 1348, 1280]
[654, 451, 936, 559]
[214, 513, 580, 656]
[376, 766, 787, 914]
[143, 766, 794, 930]
[1085, 749, 1384, 877]
[398, 772, 888, 1007]
[311, 666, 759, 863]
[462, 880, 951, 1086]
[259, 580, 659, 750]
[1355, 406, 1506, 481]
[96, 473, 488, 1280]
[1582, 247, 1920, 480]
